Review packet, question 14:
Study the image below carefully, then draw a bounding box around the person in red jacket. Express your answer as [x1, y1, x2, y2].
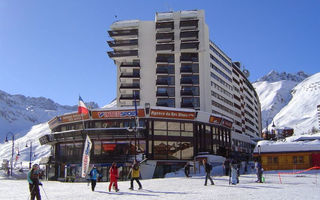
[109, 162, 119, 192]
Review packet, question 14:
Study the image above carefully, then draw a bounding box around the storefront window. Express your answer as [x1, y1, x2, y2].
[168, 122, 180, 130]
[168, 131, 180, 136]
[154, 121, 167, 130]
[181, 142, 193, 159]
[94, 141, 101, 155]
[154, 130, 167, 136]
[154, 141, 168, 159]
[168, 141, 181, 159]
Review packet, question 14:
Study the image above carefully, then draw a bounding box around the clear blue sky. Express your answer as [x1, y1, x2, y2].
[1, 0, 319, 107]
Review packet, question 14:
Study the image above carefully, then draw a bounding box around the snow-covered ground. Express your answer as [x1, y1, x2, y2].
[1, 170, 320, 200]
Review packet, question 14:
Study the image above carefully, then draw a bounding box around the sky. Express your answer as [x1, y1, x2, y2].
[0, 0, 319, 107]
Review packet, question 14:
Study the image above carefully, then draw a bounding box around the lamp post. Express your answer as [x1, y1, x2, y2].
[26, 140, 33, 169]
[5, 132, 15, 177]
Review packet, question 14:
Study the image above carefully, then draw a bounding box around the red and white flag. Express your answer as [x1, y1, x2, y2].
[78, 96, 89, 115]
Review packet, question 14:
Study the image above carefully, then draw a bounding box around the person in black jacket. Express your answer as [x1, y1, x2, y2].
[203, 159, 214, 186]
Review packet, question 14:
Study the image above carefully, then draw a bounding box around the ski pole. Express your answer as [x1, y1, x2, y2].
[41, 185, 50, 200]
[27, 185, 35, 200]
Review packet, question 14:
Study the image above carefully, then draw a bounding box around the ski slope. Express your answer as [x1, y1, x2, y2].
[0, 171, 319, 200]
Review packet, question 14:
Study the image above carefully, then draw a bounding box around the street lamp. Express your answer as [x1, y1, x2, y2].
[5, 132, 15, 177]
[25, 140, 33, 169]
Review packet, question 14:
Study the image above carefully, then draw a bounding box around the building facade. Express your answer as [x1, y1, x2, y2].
[40, 10, 262, 181]
[107, 10, 261, 156]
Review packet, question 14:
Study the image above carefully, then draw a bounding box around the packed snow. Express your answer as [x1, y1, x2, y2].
[0, 170, 319, 200]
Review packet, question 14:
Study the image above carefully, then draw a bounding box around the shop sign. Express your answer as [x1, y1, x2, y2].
[150, 109, 195, 119]
[209, 116, 222, 124]
[222, 119, 233, 128]
[92, 109, 145, 119]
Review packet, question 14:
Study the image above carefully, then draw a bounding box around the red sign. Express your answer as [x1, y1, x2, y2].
[102, 144, 116, 151]
[222, 119, 233, 128]
[209, 116, 222, 124]
[150, 109, 195, 120]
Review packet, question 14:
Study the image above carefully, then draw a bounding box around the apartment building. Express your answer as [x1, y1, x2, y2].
[107, 10, 261, 156]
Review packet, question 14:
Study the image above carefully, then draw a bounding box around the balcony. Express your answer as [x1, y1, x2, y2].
[180, 90, 194, 96]
[156, 21, 174, 30]
[119, 83, 140, 89]
[107, 39, 138, 48]
[180, 53, 198, 62]
[156, 102, 168, 107]
[156, 55, 174, 63]
[120, 62, 140, 68]
[180, 31, 198, 40]
[156, 32, 174, 41]
[120, 94, 140, 100]
[108, 29, 138, 38]
[180, 66, 194, 73]
[180, 42, 199, 50]
[156, 67, 169, 74]
[120, 72, 140, 78]
[156, 44, 174, 51]
[156, 91, 169, 97]
[181, 102, 194, 108]
[180, 78, 194, 85]
[180, 20, 198, 30]
[107, 50, 138, 58]
[156, 79, 169, 85]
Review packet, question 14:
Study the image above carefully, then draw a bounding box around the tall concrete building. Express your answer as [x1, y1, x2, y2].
[107, 10, 261, 142]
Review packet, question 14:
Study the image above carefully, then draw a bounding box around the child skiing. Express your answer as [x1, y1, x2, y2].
[109, 162, 119, 192]
[128, 160, 142, 190]
[89, 165, 99, 191]
[27, 164, 42, 200]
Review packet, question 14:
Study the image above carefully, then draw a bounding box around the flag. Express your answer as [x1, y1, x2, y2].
[78, 96, 89, 115]
[81, 135, 92, 178]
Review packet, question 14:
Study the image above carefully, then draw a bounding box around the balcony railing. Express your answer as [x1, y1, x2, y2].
[156, 32, 174, 40]
[180, 66, 193, 73]
[156, 91, 169, 96]
[119, 83, 140, 89]
[107, 39, 138, 47]
[107, 50, 138, 58]
[156, 21, 174, 30]
[156, 102, 169, 107]
[181, 42, 199, 50]
[120, 62, 140, 68]
[180, 31, 199, 39]
[180, 20, 198, 29]
[180, 90, 194, 96]
[120, 94, 140, 100]
[156, 67, 169, 74]
[108, 29, 138, 38]
[156, 44, 174, 51]
[156, 79, 169, 85]
[120, 72, 140, 78]
[180, 56, 198, 62]
[156, 56, 174, 63]
[181, 102, 194, 108]
[180, 78, 194, 85]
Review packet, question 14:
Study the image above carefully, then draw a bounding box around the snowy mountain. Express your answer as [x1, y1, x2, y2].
[0, 89, 98, 141]
[253, 71, 320, 134]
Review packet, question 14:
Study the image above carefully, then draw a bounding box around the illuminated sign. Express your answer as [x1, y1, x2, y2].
[209, 116, 222, 124]
[92, 109, 145, 119]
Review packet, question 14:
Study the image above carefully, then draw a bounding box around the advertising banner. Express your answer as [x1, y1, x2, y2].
[81, 135, 92, 178]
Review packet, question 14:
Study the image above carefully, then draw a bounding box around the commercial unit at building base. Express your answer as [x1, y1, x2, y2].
[40, 106, 253, 181]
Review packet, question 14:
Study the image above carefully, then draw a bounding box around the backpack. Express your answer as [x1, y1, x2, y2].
[208, 164, 212, 171]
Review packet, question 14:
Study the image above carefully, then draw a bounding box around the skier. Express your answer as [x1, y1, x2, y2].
[128, 160, 142, 190]
[230, 160, 238, 185]
[203, 159, 214, 186]
[27, 164, 42, 200]
[89, 165, 99, 191]
[255, 159, 263, 183]
[109, 162, 119, 192]
[184, 162, 191, 177]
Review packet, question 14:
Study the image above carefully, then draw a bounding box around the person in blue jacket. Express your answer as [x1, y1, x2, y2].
[89, 165, 99, 191]
[27, 164, 42, 200]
